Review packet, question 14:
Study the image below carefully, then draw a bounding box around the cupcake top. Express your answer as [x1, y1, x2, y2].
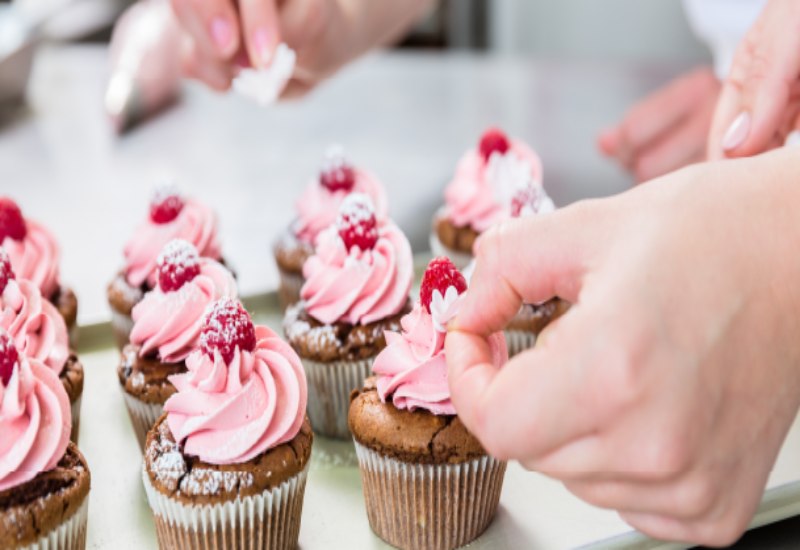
[300, 194, 413, 326]
[443, 128, 546, 233]
[124, 184, 222, 289]
[0, 197, 61, 299]
[164, 298, 307, 465]
[292, 146, 388, 245]
[0, 249, 69, 376]
[130, 239, 237, 364]
[0, 331, 71, 492]
[373, 257, 508, 415]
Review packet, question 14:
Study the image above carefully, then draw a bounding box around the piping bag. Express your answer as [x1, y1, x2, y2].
[105, 0, 182, 133]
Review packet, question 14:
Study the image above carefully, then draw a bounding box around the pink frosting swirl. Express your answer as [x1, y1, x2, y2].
[444, 140, 543, 233]
[300, 222, 413, 326]
[293, 169, 388, 245]
[164, 326, 307, 465]
[0, 279, 69, 375]
[3, 220, 61, 299]
[130, 259, 237, 363]
[0, 355, 71, 492]
[374, 303, 507, 415]
[124, 198, 222, 288]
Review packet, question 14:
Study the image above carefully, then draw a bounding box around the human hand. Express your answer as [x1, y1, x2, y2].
[446, 148, 800, 545]
[598, 68, 720, 183]
[707, 0, 800, 159]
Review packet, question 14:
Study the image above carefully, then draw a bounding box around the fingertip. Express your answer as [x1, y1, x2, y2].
[597, 127, 620, 156]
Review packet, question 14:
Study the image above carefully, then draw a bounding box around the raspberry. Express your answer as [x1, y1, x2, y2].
[0, 248, 14, 295]
[478, 128, 510, 162]
[0, 197, 27, 242]
[156, 239, 201, 292]
[149, 185, 185, 224]
[420, 257, 467, 313]
[0, 330, 19, 386]
[200, 298, 256, 365]
[510, 182, 542, 218]
[320, 146, 356, 192]
[337, 194, 378, 252]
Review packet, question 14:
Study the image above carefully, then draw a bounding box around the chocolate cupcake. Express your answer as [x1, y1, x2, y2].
[118, 240, 237, 450]
[430, 128, 550, 269]
[283, 194, 413, 439]
[0, 248, 84, 442]
[0, 332, 91, 550]
[0, 197, 80, 346]
[273, 146, 388, 309]
[505, 299, 570, 357]
[349, 257, 508, 549]
[108, 184, 225, 349]
[143, 299, 312, 550]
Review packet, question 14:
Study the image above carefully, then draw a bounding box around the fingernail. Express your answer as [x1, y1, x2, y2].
[253, 28, 273, 66]
[722, 112, 751, 151]
[210, 17, 233, 52]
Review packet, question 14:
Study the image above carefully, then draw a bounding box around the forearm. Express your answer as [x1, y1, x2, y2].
[339, 0, 437, 60]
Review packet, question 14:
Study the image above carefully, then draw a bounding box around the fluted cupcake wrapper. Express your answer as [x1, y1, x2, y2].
[428, 232, 473, 271]
[70, 394, 82, 444]
[354, 441, 506, 550]
[301, 357, 373, 439]
[20, 494, 88, 550]
[121, 391, 164, 452]
[276, 268, 304, 312]
[504, 329, 537, 358]
[143, 464, 309, 550]
[110, 310, 134, 350]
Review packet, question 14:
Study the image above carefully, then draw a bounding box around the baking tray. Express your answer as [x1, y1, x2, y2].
[75, 290, 800, 549]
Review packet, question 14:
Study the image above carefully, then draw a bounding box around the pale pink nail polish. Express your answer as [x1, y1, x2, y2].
[722, 112, 751, 151]
[210, 18, 233, 52]
[253, 28, 272, 66]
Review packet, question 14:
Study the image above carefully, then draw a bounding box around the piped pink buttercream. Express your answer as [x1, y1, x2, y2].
[3, 219, 61, 299]
[124, 198, 222, 288]
[0, 279, 69, 375]
[374, 301, 507, 416]
[293, 169, 388, 245]
[0, 354, 71, 492]
[130, 259, 237, 363]
[300, 222, 412, 326]
[164, 325, 307, 465]
[444, 140, 543, 233]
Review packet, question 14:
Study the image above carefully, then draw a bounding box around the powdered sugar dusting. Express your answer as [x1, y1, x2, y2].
[151, 181, 182, 206]
[336, 193, 378, 252]
[200, 298, 257, 363]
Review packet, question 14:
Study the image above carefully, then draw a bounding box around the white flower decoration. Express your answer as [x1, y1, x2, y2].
[430, 286, 463, 333]
[486, 151, 535, 207]
[232, 44, 296, 106]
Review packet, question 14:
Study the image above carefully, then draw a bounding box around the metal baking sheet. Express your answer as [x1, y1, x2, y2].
[76, 292, 800, 549]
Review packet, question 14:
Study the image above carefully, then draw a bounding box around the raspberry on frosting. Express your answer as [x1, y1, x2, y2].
[156, 239, 201, 292]
[337, 194, 378, 252]
[420, 257, 468, 314]
[0, 198, 27, 243]
[0, 330, 19, 386]
[200, 298, 257, 365]
[320, 145, 356, 193]
[150, 184, 185, 224]
[0, 248, 14, 295]
[479, 128, 511, 162]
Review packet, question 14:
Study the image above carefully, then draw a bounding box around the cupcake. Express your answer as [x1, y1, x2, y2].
[0, 247, 84, 443]
[118, 239, 237, 450]
[107, 184, 224, 349]
[283, 194, 412, 438]
[143, 298, 312, 550]
[273, 146, 388, 309]
[349, 256, 508, 550]
[0, 330, 91, 550]
[0, 197, 79, 345]
[430, 128, 547, 269]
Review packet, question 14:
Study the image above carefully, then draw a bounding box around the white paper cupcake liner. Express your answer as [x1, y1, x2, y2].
[504, 329, 537, 358]
[428, 232, 473, 271]
[20, 493, 88, 550]
[110, 310, 134, 350]
[143, 463, 308, 550]
[70, 394, 82, 444]
[354, 441, 506, 550]
[277, 268, 304, 311]
[301, 357, 373, 439]
[122, 391, 164, 451]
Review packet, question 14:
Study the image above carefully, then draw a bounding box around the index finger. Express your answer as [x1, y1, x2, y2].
[239, 0, 282, 68]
